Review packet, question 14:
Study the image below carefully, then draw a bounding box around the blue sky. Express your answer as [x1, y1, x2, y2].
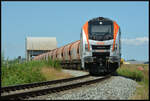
[2, 1, 149, 61]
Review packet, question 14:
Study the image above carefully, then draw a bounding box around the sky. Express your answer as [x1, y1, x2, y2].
[1, 1, 149, 61]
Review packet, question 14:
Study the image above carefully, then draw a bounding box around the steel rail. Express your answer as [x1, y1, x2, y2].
[1, 74, 90, 93]
[1, 75, 111, 100]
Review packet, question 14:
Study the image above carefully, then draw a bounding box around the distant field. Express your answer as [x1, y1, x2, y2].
[117, 64, 149, 100]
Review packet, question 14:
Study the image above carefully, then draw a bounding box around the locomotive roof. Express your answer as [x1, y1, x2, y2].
[88, 17, 113, 22]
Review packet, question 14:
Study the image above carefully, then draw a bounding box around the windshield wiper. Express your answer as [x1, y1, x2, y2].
[92, 32, 105, 36]
[103, 32, 113, 40]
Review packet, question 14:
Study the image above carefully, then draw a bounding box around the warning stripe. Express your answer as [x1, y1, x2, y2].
[112, 21, 119, 51]
[83, 21, 90, 51]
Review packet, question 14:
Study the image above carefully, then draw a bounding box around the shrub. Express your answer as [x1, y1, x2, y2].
[1, 57, 62, 87]
[117, 65, 144, 81]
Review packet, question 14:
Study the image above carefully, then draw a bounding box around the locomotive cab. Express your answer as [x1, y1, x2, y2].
[80, 17, 121, 75]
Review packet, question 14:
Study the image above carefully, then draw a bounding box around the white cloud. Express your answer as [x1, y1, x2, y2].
[121, 37, 149, 46]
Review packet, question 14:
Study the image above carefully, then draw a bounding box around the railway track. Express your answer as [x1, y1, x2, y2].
[1, 74, 111, 100]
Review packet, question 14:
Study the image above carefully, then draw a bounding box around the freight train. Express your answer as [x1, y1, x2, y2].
[33, 17, 121, 75]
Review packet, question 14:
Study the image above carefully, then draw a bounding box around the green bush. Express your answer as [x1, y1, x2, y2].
[1, 56, 62, 87]
[119, 64, 149, 100]
[117, 65, 145, 82]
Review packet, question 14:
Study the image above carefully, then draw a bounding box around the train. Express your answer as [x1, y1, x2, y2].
[33, 17, 121, 75]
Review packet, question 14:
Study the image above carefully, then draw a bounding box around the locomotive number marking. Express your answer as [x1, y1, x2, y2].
[96, 42, 104, 45]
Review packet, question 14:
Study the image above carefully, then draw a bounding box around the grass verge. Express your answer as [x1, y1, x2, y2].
[1, 58, 72, 87]
[117, 64, 149, 100]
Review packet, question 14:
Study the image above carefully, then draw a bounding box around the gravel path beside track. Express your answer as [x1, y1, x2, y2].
[46, 76, 137, 100]
[62, 69, 89, 77]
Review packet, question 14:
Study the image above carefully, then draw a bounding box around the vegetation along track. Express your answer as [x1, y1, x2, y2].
[1, 74, 111, 100]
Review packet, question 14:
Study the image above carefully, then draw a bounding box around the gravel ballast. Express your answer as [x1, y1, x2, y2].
[28, 69, 137, 100]
[62, 69, 89, 77]
[46, 76, 137, 100]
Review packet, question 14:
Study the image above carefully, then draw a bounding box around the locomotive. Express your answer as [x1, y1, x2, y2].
[33, 17, 121, 75]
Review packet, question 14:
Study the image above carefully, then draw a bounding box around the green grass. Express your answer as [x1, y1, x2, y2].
[1, 56, 62, 87]
[117, 64, 149, 100]
[117, 66, 144, 81]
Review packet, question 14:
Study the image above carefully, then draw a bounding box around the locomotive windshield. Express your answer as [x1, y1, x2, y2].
[91, 25, 112, 34]
[89, 22, 113, 41]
